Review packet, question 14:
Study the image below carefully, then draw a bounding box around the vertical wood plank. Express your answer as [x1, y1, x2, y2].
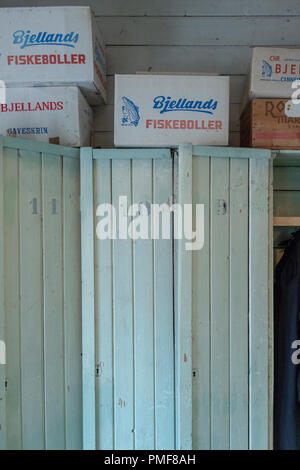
[268, 158, 274, 451]
[42, 154, 65, 449]
[94, 159, 114, 450]
[63, 156, 82, 450]
[80, 148, 96, 450]
[249, 157, 269, 450]
[153, 158, 175, 450]
[0, 139, 7, 450]
[173, 153, 179, 450]
[112, 159, 134, 450]
[229, 158, 249, 449]
[210, 157, 230, 450]
[132, 159, 155, 450]
[192, 156, 210, 449]
[1, 141, 82, 450]
[19, 149, 45, 450]
[3, 147, 22, 449]
[177, 144, 192, 450]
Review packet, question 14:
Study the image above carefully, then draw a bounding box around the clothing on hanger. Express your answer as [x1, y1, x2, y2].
[274, 229, 300, 450]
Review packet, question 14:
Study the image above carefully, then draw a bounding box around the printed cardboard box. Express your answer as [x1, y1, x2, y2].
[241, 47, 300, 111]
[114, 74, 229, 147]
[0, 6, 106, 104]
[0, 86, 93, 147]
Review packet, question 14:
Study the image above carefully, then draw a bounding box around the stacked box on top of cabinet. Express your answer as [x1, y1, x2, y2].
[0, 87, 93, 147]
[0, 6, 107, 147]
[241, 48, 300, 149]
[114, 74, 229, 147]
[240, 98, 300, 150]
[0, 6, 106, 105]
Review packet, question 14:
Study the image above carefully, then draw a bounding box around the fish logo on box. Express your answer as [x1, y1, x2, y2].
[13, 30, 79, 49]
[262, 60, 272, 77]
[121, 97, 140, 127]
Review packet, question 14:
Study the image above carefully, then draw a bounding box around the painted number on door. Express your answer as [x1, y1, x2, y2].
[30, 198, 59, 215]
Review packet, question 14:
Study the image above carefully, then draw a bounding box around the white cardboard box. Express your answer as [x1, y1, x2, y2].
[0, 6, 106, 105]
[242, 47, 300, 110]
[114, 74, 229, 147]
[0, 86, 93, 147]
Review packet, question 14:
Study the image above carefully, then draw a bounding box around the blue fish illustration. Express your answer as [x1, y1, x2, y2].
[121, 96, 140, 127]
[262, 60, 272, 77]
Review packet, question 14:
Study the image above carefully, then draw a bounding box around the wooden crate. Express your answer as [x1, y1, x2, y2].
[240, 98, 300, 149]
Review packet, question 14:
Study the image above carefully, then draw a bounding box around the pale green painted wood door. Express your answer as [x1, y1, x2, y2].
[190, 147, 272, 450]
[80, 148, 177, 450]
[80, 146, 272, 451]
[0, 137, 82, 450]
[0, 140, 272, 450]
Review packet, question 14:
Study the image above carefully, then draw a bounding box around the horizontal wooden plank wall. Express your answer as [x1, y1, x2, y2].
[98, 17, 300, 45]
[0, 137, 82, 450]
[93, 3, 300, 148]
[3, 1, 300, 16]
[3, 0, 300, 147]
[273, 160, 300, 259]
[274, 166, 300, 217]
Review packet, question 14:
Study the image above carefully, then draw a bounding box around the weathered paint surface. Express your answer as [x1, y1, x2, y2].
[81, 148, 175, 450]
[191, 146, 272, 450]
[0, 139, 272, 450]
[81, 145, 272, 451]
[176, 144, 193, 450]
[0, 136, 82, 450]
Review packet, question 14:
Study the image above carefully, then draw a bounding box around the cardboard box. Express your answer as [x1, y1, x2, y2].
[0, 6, 106, 105]
[240, 98, 300, 149]
[0, 86, 93, 147]
[114, 74, 229, 147]
[242, 47, 300, 111]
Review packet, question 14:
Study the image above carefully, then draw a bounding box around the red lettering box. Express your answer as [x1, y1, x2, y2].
[241, 47, 300, 112]
[0, 86, 93, 147]
[240, 98, 300, 150]
[0, 6, 106, 104]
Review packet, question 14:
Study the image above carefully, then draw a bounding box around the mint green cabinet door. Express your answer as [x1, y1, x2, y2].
[81, 148, 176, 450]
[0, 140, 272, 451]
[190, 147, 272, 450]
[0, 137, 82, 450]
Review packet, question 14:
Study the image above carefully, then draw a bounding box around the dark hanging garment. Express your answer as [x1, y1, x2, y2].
[274, 230, 300, 450]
